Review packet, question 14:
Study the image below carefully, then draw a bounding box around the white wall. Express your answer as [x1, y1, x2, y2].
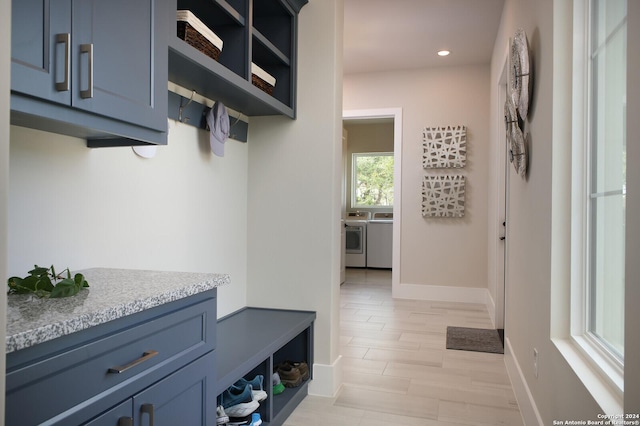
[8, 121, 249, 319]
[491, 0, 640, 422]
[247, 0, 344, 397]
[490, 1, 585, 422]
[344, 66, 491, 298]
[1, 0, 11, 418]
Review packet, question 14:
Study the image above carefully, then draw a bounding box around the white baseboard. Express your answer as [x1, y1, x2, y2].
[307, 355, 343, 398]
[393, 282, 490, 305]
[504, 337, 543, 426]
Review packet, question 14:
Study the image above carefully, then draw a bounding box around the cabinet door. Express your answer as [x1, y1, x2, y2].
[132, 352, 216, 426]
[11, 0, 71, 105]
[71, 0, 166, 132]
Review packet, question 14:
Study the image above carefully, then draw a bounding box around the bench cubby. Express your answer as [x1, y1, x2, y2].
[216, 307, 315, 425]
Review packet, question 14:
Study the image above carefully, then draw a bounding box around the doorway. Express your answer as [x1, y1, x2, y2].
[343, 108, 402, 292]
[494, 53, 510, 333]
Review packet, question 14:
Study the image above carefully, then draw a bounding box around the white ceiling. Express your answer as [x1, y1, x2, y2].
[343, 0, 505, 75]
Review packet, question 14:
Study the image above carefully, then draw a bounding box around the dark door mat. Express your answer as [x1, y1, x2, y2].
[446, 326, 504, 354]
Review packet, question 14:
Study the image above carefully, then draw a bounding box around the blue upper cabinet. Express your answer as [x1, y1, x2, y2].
[11, 0, 72, 106]
[71, 0, 166, 132]
[10, 0, 168, 146]
[168, 0, 308, 118]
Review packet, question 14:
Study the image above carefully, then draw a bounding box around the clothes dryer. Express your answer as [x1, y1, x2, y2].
[345, 211, 370, 267]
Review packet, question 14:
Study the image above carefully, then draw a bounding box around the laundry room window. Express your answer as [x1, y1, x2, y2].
[351, 152, 394, 207]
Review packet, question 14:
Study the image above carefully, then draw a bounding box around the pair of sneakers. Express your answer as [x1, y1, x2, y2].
[275, 361, 309, 388]
[218, 375, 267, 419]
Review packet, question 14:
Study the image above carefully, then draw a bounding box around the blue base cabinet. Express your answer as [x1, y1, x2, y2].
[10, 0, 169, 146]
[5, 293, 315, 426]
[85, 352, 216, 426]
[5, 290, 217, 426]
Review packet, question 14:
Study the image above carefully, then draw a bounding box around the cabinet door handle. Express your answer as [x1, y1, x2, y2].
[108, 350, 158, 374]
[118, 417, 133, 426]
[80, 43, 94, 99]
[141, 404, 155, 426]
[55, 33, 70, 92]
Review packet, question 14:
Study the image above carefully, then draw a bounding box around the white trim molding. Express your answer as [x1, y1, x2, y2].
[552, 338, 623, 415]
[308, 355, 343, 398]
[342, 108, 403, 294]
[504, 337, 544, 426]
[393, 282, 490, 305]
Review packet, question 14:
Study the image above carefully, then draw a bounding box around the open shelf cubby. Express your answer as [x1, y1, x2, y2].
[169, 0, 306, 118]
[216, 307, 315, 426]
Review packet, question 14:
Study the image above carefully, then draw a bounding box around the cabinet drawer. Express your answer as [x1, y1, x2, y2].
[6, 296, 216, 426]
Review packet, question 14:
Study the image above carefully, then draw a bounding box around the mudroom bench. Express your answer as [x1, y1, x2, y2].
[216, 307, 315, 426]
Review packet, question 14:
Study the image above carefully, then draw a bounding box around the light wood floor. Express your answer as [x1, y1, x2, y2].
[284, 268, 523, 426]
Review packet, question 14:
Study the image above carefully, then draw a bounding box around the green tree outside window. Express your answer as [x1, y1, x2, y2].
[352, 153, 394, 207]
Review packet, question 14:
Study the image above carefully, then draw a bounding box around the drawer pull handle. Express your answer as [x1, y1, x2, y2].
[80, 43, 94, 99]
[55, 33, 70, 92]
[108, 350, 158, 374]
[118, 417, 133, 426]
[141, 404, 155, 426]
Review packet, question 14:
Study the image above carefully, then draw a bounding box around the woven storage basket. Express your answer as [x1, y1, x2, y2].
[177, 21, 221, 61]
[252, 74, 274, 95]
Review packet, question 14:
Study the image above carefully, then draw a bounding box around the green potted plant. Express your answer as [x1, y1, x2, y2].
[7, 265, 89, 298]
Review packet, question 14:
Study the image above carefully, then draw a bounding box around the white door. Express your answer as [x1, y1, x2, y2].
[495, 56, 510, 331]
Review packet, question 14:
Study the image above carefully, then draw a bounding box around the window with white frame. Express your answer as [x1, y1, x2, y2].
[351, 153, 394, 208]
[572, 0, 626, 381]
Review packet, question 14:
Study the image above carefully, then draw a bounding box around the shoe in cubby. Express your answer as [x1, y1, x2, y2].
[232, 375, 267, 402]
[285, 360, 309, 381]
[219, 384, 259, 418]
[275, 362, 302, 388]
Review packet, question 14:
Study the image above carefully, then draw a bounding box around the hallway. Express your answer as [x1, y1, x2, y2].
[284, 268, 523, 425]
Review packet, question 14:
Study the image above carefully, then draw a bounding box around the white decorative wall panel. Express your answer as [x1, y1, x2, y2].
[422, 126, 467, 168]
[422, 175, 466, 218]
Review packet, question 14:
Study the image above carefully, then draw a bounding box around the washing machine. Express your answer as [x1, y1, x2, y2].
[366, 212, 393, 268]
[345, 211, 370, 267]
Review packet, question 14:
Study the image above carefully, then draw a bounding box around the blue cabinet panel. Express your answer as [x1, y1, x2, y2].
[72, 0, 166, 131]
[11, 0, 71, 105]
[133, 352, 216, 426]
[84, 400, 133, 426]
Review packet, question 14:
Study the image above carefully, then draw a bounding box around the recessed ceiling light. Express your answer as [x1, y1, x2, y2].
[438, 50, 451, 57]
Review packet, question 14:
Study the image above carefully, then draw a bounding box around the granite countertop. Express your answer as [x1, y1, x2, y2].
[6, 268, 230, 353]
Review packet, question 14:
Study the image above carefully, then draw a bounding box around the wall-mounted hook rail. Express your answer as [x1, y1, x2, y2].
[178, 90, 196, 123]
[168, 88, 248, 143]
